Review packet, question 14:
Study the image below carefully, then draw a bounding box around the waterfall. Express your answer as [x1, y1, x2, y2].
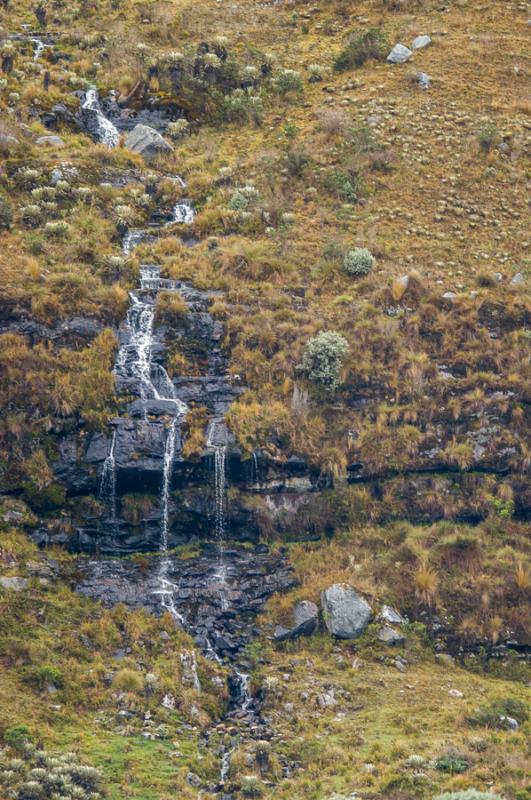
[233, 669, 252, 713]
[168, 200, 195, 225]
[81, 88, 120, 148]
[31, 37, 46, 60]
[99, 430, 117, 530]
[206, 421, 228, 588]
[180, 650, 201, 692]
[122, 229, 146, 256]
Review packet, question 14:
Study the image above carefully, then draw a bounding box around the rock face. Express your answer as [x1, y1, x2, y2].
[321, 584, 371, 639]
[125, 124, 173, 160]
[74, 547, 295, 659]
[387, 44, 413, 64]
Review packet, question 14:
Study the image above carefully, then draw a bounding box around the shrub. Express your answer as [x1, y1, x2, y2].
[44, 221, 71, 238]
[0, 192, 13, 229]
[435, 749, 469, 774]
[275, 69, 303, 96]
[167, 118, 190, 139]
[24, 664, 64, 691]
[343, 247, 375, 276]
[324, 167, 362, 202]
[4, 725, 31, 752]
[477, 123, 499, 153]
[334, 28, 388, 71]
[299, 331, 349, 391]
[467, 696, 529, 728]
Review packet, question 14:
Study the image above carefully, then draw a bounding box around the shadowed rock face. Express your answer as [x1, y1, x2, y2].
[74, 547, 295, 659]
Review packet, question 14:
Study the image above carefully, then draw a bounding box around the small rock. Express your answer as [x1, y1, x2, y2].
[379, 605, 407, 626]
[448, 688, 464, 698]
[387, 44, 413, 64]
[378, 625, 406, 645]
[36, 135, 65, 147]
[442, 291, 457, 301]
[186, 772, 202, 787]
[499, 715, 519, 730]
[510, 272, 524, 285]
[0, 576, 28, 591]
[415, 71, 432, 89]
[412, 35, 432, 50]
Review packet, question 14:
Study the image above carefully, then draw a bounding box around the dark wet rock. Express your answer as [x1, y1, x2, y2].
[321, 584, 372, 639]
[73, 548, 295, 659]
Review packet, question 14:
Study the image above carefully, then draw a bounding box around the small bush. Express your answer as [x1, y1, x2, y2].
[477, 123, 499, 153]
[4, 725, 31, 752]
[275, 69, 303, 96]
[435, 749, 469, 774]
[299, 331, 349, 392]
[0, 192, 13, 229]
[24, 664, 64, 691]
[343, 247, 375, 276]
[334, 28, 388, 71]
[468, 696, 529, 728]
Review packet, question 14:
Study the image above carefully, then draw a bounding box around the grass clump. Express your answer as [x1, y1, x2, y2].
[467, 696, 529, 729]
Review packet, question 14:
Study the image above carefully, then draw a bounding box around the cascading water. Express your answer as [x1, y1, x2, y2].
[169, 199, 195, 225]
[122, 229, 146, 256]
[206, 421, 228, 590]
[81, 88, 120, 148]
[31, 37, 46, 60]
[99, 429, 117, 531]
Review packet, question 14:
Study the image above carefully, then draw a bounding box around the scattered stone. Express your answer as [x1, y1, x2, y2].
[510, 272, 524, 285]
[378, 625, 406, 645]
[499, 715, 519, 730]
[379, 605, 407, 626]
[36, 134, 65, 147]
[186, 772, 202, 787]
[125, 124, 173, 161]
[448, 688, 464, 698]
[415, 71, 432, 89]
[387, 44, 413, 64]
[275, 600, 319, 641]
[0, 576, 28, 591]
[394, 656, 407, 673]
[321, 584, 372, 639]
[442, 291, 457, 301]
[412, 35, 432, 50]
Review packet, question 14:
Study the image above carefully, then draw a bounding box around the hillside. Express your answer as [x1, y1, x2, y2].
[0, 0, 529, 798]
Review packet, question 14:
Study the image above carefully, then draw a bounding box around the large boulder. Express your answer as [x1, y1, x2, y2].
[321, 584, 371, 639]
[125, 124, 173, 161]
[387, 44, 412, 64]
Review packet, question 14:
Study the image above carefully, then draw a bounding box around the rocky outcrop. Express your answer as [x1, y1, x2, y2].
[321, 584, 372, 639]
[74, 546, 295, 659]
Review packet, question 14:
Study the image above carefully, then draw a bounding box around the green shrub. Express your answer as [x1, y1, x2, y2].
[477, 123, 499, 153]
[4, 725, 32, 752]
[299, 331, 349, 391]
[435, 749, 469, 774]
[24, 664, 64, 691]
[324, 167, 362, 202]
[334, 28, 388, 71]
[467, 696, 529, 728]
[0, 192, 13, 229]
[275, 69, 303, 96]
[343, 247, 375, 276]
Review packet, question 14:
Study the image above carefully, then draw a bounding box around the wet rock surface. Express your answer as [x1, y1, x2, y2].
[74, 547, 296, 659]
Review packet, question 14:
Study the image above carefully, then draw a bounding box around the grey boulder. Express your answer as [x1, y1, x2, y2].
[415, 71, 432, 89]
[36, 135, 65, 147]
[125, 124, 173, 161]
[379, 604, 407, 625]
[412, 35, 432, 50]
[321, 584, 371, 639]
[387, 44, 413, 64]
[274, 599, 318, 641]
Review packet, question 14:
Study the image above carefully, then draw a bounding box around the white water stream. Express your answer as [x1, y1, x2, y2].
[82, 88, 120, 148]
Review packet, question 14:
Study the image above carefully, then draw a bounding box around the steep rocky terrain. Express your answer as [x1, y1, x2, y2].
[0, 0, 529, 798]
